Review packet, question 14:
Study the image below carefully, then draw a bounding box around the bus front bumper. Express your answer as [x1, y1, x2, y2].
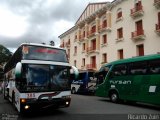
[20, 98, 71, 112]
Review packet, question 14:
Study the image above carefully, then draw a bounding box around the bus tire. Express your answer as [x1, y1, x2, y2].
[110, 91, 119, 103]
[71, 87, 76, 94]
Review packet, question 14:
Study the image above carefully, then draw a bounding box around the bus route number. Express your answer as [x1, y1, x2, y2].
[27, 93, 35, 98]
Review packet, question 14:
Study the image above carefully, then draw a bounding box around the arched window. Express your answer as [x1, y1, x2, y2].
[117, 8, 122, 19]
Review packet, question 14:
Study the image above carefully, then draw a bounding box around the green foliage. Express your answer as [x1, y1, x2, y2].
[0, 44, 12, 65]
[50, 40, 55, 46]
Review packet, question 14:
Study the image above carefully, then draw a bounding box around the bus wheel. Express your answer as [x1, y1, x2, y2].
[110, 92, 119, 103]
[71, 87, 76, 94]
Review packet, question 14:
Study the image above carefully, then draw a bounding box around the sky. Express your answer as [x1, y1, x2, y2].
[0, 0, 113, 52]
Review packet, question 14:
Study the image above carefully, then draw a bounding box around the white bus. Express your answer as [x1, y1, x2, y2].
[3, 43, 78, 113]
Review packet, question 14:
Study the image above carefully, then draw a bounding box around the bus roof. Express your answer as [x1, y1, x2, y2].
[102, 54, 160, 67]
[20, 43, 65, 50]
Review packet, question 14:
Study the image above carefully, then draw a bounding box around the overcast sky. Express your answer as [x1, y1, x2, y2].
[0, 0, 113, 52]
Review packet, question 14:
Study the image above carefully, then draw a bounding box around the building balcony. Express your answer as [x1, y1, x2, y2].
[101, 61, 107, 65]
[65, 41, 70, 48]
[86, 64, 97, 70]
[101, 43, 108, 48]
[116, 16, 123, 22]
[87, 30, 96, 38]
[98, 25, 111, 33]
[79, 35, 85, 42]
[154, 0, 160, 8]
[130, 6, 144, 18]
[87, 47, 99, 54]
[131, 30, 145, 41]
[60, 44, 64, 48]
[116, 37, 124, 43]
[81, 65, 86, 69]
[155, 24, 160, 35]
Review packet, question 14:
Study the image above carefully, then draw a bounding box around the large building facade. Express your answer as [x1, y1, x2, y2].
[59, 0, 160, 71]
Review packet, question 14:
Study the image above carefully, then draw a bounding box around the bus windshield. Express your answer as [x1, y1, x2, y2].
[22, 46, 68, 62]
[18, 64, 70, 92]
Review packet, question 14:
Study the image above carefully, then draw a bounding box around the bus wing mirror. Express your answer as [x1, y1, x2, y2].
[15, 62, 22, 79]
[70, 66, 79, 80]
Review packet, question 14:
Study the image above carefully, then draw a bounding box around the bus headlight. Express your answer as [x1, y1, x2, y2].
[21, 99, 26, 103]
[24, 105, 30, 110]
[66, 102, 69, 105]
[21, 98, 37, 103]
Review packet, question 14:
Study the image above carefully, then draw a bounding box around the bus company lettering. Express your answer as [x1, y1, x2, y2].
[89, 77, 97, 81]
[110, 80, 131, 85]
[72, 80, 83, 84]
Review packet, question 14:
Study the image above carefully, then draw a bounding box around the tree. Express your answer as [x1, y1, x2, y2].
[49, 40, 55, 46]
[0, 45, 12, 66]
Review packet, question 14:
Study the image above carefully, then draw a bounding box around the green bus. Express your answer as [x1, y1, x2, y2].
[95, 54, 160, 106]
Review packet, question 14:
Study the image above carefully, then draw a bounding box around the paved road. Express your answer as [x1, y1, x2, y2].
[0, 93, 159, 120]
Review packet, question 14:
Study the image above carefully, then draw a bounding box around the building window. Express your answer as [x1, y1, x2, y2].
[137, 44, 144, 56]
[102, 20, 107, 28]
[156, 12, 160, 31]
[135, 0, 142, 9]
[102, 34, 107, 44]
[67, 39, 70, 45]
[91, 25, 96, 33]
[74, 60, 77, 67]
[91, 56, 96, 68]
[67, 49, 70, 59]
[130, 0, 143, 17]
[158, 12, 160, 25]
[60, 41, 65, 48]
[86, 56, 96, 69]
[82, 58, 85, 67]
[117, 8, 122, 19]
[117, 28, 123, 39]
[82, 43, 86, 51]
[136, 20, 143, 35]
[83, 30, 85, 37]
[118, 49, 124, 59]
[132, 20, 144, 39]
[91, 39, 96, 50]
[102, 53, 107, 63]
[74, 46, 77, 55]
[75, 33, 77, 40]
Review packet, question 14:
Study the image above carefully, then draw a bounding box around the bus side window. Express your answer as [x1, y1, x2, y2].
[112, 64, 127, 77]
[129, 61, 147, 75]
[149, 59, 160, 74]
